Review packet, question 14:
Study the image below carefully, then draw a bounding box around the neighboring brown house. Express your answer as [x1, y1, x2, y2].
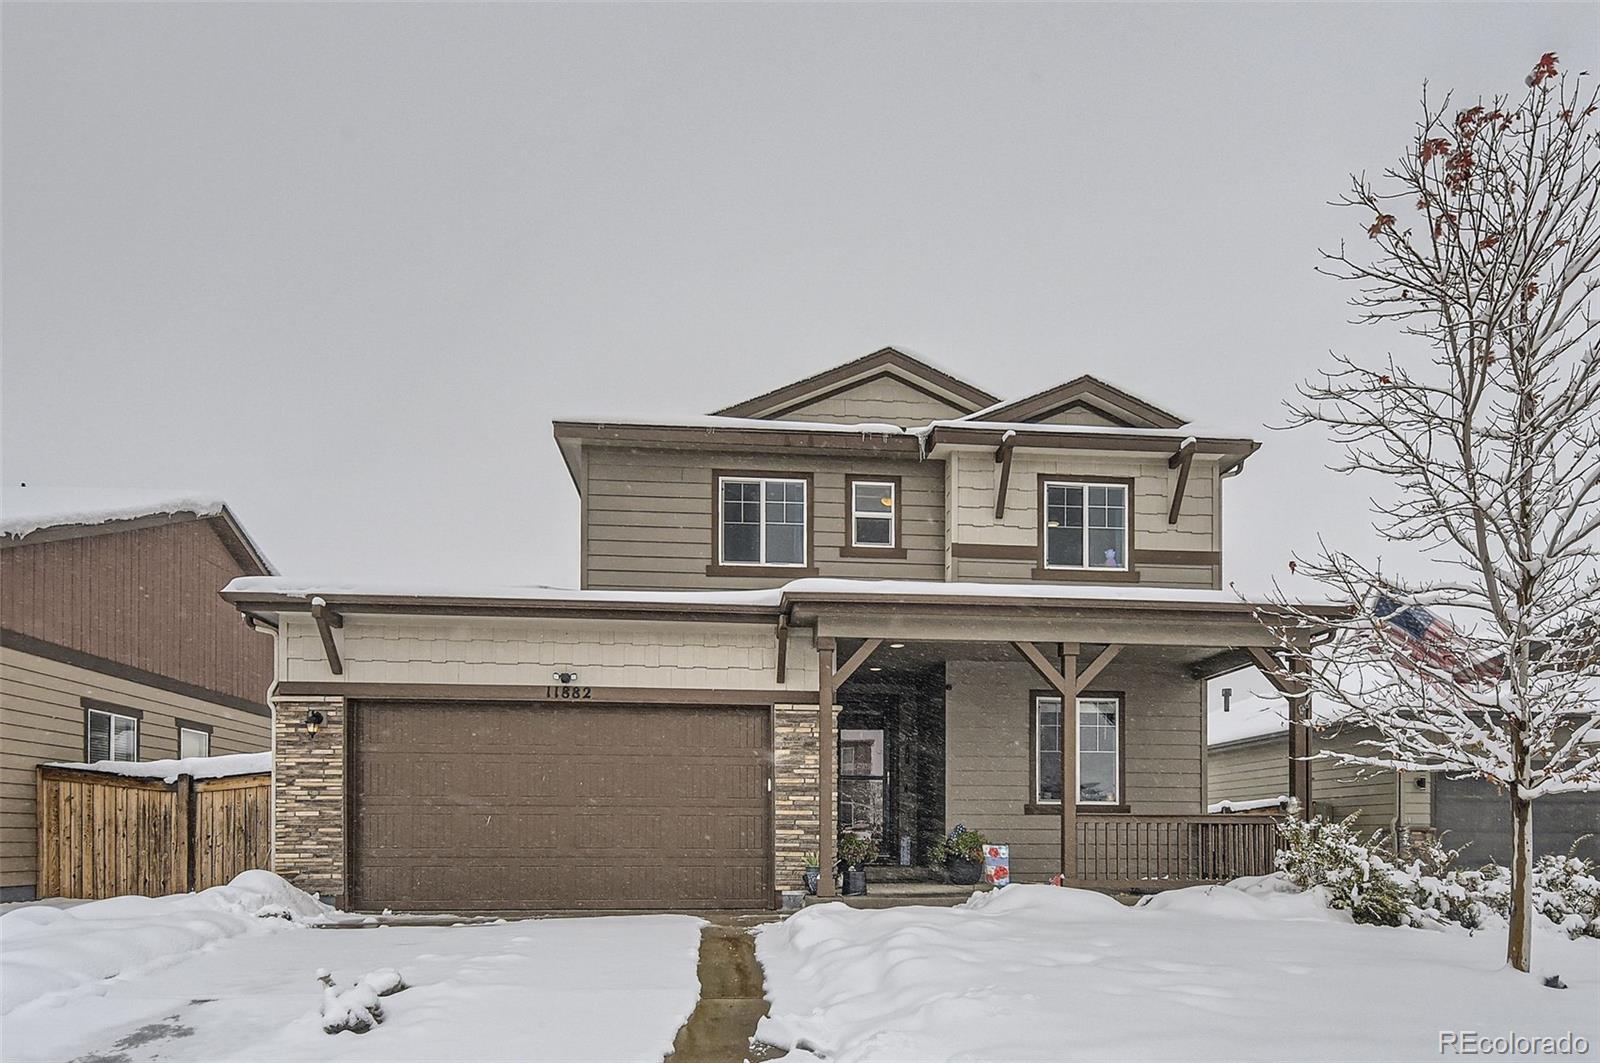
[228, 347, 1333, 912]
[1, 496, 275, 900]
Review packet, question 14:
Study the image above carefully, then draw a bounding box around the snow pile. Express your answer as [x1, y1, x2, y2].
[46, 751, 270, 783]
[0, 490, 225, 540]
[0, 870, 328, 1015]
[1208, 795, 1291, 813]
[755, 882, 1598, 1062]
[316, 968, 406, 1034]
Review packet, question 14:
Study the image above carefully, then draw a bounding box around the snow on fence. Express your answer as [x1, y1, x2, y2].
[35, 762, 270, 899]
[1073, 813, 1283, 889]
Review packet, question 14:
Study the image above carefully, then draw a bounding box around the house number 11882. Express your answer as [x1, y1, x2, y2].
[546, 685, 593, 699]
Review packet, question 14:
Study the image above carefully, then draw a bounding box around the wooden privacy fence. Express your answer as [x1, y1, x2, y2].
[36, 765, 270, 900]
[1072, 813, 1284, 890]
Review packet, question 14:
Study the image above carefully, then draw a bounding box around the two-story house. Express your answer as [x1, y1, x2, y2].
[226, 348, 1333, 911]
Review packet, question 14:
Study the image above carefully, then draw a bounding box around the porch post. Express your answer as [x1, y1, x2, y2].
[1287, 646, 1312, 821]
[816, 637, 837, 898]
[1059, 643, 1079, 882]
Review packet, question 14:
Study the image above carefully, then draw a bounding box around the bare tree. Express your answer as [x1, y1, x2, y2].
[1263, 53, 1600, 972]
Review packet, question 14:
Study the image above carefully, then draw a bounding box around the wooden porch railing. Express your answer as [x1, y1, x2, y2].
[1070, 813, 1283, 890]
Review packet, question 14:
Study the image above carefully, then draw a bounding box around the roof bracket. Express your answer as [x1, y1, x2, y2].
[832, 638, 884, 686]
[310, 598, 344, 677]
[1012, 640, 1075, 699]
[775, 613, 789, 684]
[1245, 646, 1308, 697]
[1167, 439, 1196, 525]
[993, 433, 1016, 519]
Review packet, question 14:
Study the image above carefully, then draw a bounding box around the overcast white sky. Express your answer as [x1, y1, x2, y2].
[3, 3, 1593, 594]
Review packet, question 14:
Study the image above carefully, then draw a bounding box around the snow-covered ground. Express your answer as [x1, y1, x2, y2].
[755, 879, 1600, 1063]
[1, 872, 703, 1063]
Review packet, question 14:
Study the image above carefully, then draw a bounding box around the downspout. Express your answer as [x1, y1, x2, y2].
[1391, 768, 1404, 855]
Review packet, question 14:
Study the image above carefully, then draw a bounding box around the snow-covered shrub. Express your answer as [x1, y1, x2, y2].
[318, 967, 409, 1034]
[1274, 813, 1412, 926]
[1276, 816, 1600, 938]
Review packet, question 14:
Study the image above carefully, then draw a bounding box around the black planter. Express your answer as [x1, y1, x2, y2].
[842, 866, 868, 896]
[947, 857, 983, 886]
[803, 867, 821, 895]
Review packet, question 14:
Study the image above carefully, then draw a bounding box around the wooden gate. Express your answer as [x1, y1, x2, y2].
[36, 765, 270, 899]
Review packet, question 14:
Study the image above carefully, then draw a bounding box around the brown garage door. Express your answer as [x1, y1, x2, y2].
[350, 702, 773, 911]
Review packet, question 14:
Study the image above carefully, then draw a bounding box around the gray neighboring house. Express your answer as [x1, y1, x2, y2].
[227, 347, 1338, 913]
[1207, 702, 1599, 864]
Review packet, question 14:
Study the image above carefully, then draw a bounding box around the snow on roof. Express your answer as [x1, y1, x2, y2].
[225, 574, 1336, 612]
[557, 414, 911, 436]
[0, 490, 227, 540]
[47, 752, 270, 783]
[1208, 796, 1291, 813]
[918, 419, 1260, 442]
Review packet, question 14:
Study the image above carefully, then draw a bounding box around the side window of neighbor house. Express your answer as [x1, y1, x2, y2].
[86, 708, 138, 763]
[850, 479, 896, 548]
[1043, 481, 1128, 570]
[179, 726, 211, 759]
[719, 476, 807, 566]
[1034, 695, 1121, 805]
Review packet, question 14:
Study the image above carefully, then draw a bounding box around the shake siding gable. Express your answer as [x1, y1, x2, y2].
[770, 373, 971, 428]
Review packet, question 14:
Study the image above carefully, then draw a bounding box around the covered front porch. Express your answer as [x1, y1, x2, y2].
[781, 586, 1324, 899]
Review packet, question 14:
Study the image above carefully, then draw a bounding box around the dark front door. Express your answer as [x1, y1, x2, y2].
[350, 701, 773, 911]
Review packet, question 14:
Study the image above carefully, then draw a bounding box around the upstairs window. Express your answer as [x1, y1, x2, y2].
[1043, 480, 1128, 570]
[719, 476, 807, 566]
[849, 479, 896, 548]
[179, 725, 212, 759]
[86, 707, 138, 763]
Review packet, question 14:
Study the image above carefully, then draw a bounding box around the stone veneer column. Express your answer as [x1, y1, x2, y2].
[272, 698, 347, 905]
[773, 703, 823, 895]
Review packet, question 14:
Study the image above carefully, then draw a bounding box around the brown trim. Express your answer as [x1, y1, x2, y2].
[1167, 440, 1195, 525]
[832, 638, 883, 686]
[766, 370, 975, 421]
[927, 424, 1259, 459]
[274, 681, 820, 705]
[703, 564, 821, 578]
[843, 473, 904, 556]
[173, 718, 214, 735]
[1025, 399, 1140, 429]
[1131, 548, 1221, 567]
[969, 375, 1186, 429]
[1037, 474, 1136, 577]
[950, 542, 1036, 561]
[816, 639, 837, 898]
[226, 596, 781, 625]
[712, 346, 997, 418]
[81, 696, 146, 720]
[1025, 803, 1133, 815]
[1029, 688, 1127, 807]
[554, 421, 922, 456]
[711, 469, 816, 572]
[81, 701, 141, 762]
[993, 440, 1015, 519]
[1029, 567, 1142, 583]
[311, 599, 344, 676]
[775, 614, 789, 684]
[2, 627, 271, 717]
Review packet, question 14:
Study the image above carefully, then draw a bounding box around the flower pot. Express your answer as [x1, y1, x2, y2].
[803, 866, 821, 895]
[947, 856, 983, 886]
[842, 866, 868, 896]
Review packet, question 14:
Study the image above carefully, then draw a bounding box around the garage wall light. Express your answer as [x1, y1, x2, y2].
[304, 710, 325, 735]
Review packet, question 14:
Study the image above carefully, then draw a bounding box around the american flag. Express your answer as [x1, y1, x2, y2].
[1372, 594, 1461, 670]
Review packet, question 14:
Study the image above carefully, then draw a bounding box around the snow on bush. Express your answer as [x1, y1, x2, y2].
[317, 966, 410, 1033]
[1274, 813, 1599, 938]
[0, 870, 329, 1015]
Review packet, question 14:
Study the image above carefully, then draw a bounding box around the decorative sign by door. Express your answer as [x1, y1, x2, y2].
[983, 844, 1010, 887]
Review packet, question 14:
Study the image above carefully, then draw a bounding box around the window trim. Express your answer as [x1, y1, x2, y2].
[1026, 688, 1129, 812]
[708, 470, 816, 573]
[1036, 476, 1134, 577]
[176, 719, 214, 759]
[83, 703, 141, 763]
[841, 474, 907, 558]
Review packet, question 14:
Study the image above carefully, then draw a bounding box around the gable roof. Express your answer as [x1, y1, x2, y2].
[0, 492, 275, 576]
[965, 374, 1187, 429]
[711, 346, 998, 420]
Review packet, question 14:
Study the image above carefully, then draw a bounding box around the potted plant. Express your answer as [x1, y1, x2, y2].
[836, 833, 877, 896]
[930, 824, 987, 886]
[801, 851, 821, 895]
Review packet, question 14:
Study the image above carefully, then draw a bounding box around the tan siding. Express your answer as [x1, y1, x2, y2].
[945, 646, 1205, 882]
[944, 450, 1221, 590]
[279, 614, 819, 692]
[582, 446, 945, 590]
[1, 646, 269, 893]
[773, 374, 967, 428]
[0, 520, 273, 705]
[1207, 728, 1403, 833]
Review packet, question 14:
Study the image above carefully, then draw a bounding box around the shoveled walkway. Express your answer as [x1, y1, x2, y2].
[666, 925, 782, 1062]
